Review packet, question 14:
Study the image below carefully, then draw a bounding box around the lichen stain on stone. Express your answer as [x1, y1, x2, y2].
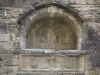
[87, 26, 100, 67]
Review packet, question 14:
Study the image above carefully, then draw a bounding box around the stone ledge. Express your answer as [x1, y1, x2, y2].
[18, 49, 95, 55]
[16, 71, 85, 75]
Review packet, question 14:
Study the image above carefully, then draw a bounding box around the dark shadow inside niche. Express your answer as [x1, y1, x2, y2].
[27, 17, 76, 50]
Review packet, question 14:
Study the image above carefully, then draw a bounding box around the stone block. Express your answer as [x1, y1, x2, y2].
[0, 66, 12, 74]
[76, 0, 86, 4]
[70, 0, 76, 4]
[0, 0, 100, 75]
[95, 18, 100, 23]
[0, 34, 10, 42]
[0, 54, 18, 66]
[17, 73, 27, 75]
[82, 42, 91, 50]
[10, 33, 17, 41]
[0, 67, 6, 74]
[90, 54, 100, 67]
[88, 22, 96, 27]
[14, 42, 20, 49]
[0, 61, 2, 67]
[2, 74, 7, 75]
[0, 24, 8, 33]
[5, 67, 13, 73]
[4, 56, 18, 66]
[0, 0, 26, 7]
[2, 55, 13, 66]
[0, 10, 6, 17]
[8, 72, 16, 75]
[12, 58, 18, 66]
[87, 0, 99, 4]
[0, 44, 5, 54]
[0, 49, 10, 54]
[3, 42, 14, 50]
[60, 0, 69, 4]
[27, 73, 37, 75]
[10, 66, 18, 72]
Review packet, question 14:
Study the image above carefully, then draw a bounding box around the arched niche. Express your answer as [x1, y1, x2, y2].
[27, 17, 76, 50]
[17, 3, 84, 50]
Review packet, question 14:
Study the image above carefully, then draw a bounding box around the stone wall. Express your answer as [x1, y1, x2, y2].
[0, 0, 100, 75]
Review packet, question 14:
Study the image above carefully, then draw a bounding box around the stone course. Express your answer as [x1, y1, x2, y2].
[0, 0, 100, 75]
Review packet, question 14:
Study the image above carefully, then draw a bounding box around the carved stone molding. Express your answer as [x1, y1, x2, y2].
[18, 50, 86, 71]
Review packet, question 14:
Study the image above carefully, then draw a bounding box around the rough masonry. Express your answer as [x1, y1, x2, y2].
[0, 0, 100, 75]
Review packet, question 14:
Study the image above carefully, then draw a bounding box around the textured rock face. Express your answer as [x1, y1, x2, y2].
[0, 0, 100, 75]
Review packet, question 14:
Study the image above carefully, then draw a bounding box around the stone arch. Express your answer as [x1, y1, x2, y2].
[17, 2, 84, 50]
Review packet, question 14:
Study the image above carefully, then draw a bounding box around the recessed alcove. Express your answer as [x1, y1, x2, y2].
[27, 17, 76, 50]
[18, 4, 83, 50]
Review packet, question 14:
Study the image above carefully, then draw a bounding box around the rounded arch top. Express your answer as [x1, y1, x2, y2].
[17, 2, 84, 50]
[17, 2, 84, 24]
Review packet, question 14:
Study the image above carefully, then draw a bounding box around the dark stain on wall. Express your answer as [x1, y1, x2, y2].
[0, 0, 27, 7]
[0, 24, 8, 33]
[87, 26, 100, 67]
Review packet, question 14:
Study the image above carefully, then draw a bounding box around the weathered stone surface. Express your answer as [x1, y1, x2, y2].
[0, 10, 6, 17]
[7, 66, 18, 75]
[17, 72, 84, 75]
[0, 66, 13, 74]
[70, 0, 76, 4]
[95, 18, 100, 23]
[60, 0, 69, 4]
[0, 24, 8, 33]
[0, 54, 18, 66]
[89, 69, 99, 75]
[90, 54, 100, 67]
[19, 54, 80, 70]
[76, 0, 86, 4]
[2, 74, 7, 75]
[14, 42, 20, 49]
[82, 42, 92, 50]
[0, 0, 100, 75]
[87, 0, 99, 4]
[3, 42, 14, 50]
[0, 0, 26, 7]
[0, 34, 10, 42]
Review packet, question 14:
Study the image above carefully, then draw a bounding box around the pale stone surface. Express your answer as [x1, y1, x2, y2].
[18, 50, 83, 71]
[0, 54, 18, 66]
[2, 74, 7, 75]
[70, 0, 76, 4]
[0, 10, 6, 17]
[76, 0, 86, 4]
[0, 0, 100, 75]
[87, 0, 99, 4]
[3, 42, 14, 50]
[60, 0, 69, 4]
[0, 34, 10, 42]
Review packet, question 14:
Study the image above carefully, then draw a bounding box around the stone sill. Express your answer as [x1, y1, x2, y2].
[19, 49, 94, 55]
[17, 71, 85, 75]
[19, 69, 84, 72]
